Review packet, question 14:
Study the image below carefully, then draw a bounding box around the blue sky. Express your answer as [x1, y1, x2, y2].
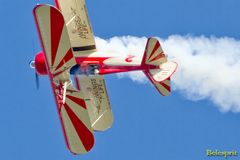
[0, 0, 240, 159]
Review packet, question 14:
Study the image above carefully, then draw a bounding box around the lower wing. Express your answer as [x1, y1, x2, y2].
[75, 75, 114, 131]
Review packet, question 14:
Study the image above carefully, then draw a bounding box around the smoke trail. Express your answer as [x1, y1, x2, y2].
[95, 35, 240, 112]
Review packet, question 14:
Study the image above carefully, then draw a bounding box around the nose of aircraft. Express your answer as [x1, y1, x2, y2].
[29, 60, 36, 69]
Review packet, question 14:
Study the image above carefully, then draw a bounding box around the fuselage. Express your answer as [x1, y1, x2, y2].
[35, 51, 160, 76]
[75, 51, 143, 75]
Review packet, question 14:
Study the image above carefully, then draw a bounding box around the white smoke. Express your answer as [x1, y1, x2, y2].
[95, 35, 240, 113]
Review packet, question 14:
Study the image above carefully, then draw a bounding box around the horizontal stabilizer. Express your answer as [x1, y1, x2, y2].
[149, 61, 177, 82]
[145, 72, 171, 96]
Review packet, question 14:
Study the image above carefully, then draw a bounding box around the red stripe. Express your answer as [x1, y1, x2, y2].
[141, 39, 150, 65]
[159, 81, 170, 92]
[54, 0, 60, 9]
[66, 95, 87, 109]
[148, 40, 160, 60]
[66, 89, 78, 93]
[149, 52, 165, 62]
[55, 48, 74, 71]
[53, 70, 65, 78]
[63, 103, 94, 152]
[50, 7, 64, 66]
[75, 57, 109, 65]
[74, 76, 81, 90]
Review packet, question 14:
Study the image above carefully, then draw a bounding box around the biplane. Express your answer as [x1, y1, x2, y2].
[30, 0, 177, 154]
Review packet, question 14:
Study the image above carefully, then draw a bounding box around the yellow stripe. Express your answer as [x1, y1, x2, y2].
[53, 23, 72, 70]
[162, 79, 170, 86]
[61, 107, 87, 154]
[148, 47, 163, 62]
[146, 38, 157, 60]
[35, 6, 52, 68]
[65, 93, 93, 132]
[155, 82, 170, 96]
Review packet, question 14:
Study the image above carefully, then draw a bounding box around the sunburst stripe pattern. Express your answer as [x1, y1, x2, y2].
[145, 38, 167, 66]
[155, 78, 171, 96]
[62, 101, 94, 152]
[34, 5, 94, 154]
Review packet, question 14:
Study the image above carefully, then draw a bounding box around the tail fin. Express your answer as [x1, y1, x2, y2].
[141, 37, 167, 66]
[142, 38, 177, 96]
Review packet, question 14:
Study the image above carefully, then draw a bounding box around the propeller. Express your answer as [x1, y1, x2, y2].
[30, 29, 42, 90]
[30, 60, 40, 90]
[35, 72, 40, 90]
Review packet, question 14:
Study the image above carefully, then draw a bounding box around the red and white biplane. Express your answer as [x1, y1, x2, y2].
[30, 0, 177, 154]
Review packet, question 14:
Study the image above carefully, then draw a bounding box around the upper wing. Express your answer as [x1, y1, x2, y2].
[33, 5, 94, 154]
[75, 75, 114, 131]
[55, 0, 96, 53]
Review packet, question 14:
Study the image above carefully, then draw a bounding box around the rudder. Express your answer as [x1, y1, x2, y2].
[142, 37, 167, 66]
[142, 38, 177, 96]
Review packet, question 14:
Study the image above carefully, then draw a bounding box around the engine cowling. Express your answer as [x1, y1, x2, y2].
[35, 51, 48, 75]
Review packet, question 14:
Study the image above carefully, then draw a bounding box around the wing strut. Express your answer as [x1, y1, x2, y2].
[62, 81, 69, 104]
